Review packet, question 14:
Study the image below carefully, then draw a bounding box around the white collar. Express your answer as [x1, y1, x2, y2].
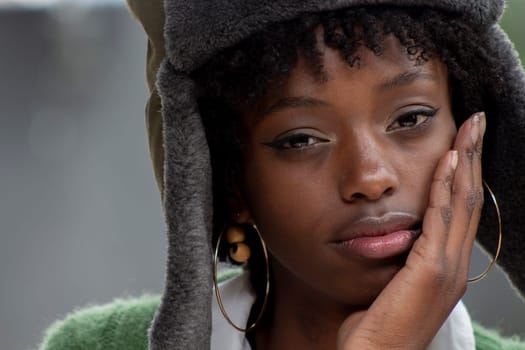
[211, 273, 475, 350]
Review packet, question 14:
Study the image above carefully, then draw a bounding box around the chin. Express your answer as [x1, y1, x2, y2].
[334, 253, 408, 306]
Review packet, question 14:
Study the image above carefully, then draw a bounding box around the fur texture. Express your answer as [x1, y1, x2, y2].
[152, 1, 525, 349]
[150, 64, 213, 350]
[164, 0, 504, 72]
[475, 24, 525, 296]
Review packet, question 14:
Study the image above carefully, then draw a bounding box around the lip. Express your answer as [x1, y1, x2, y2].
[330, 212, 422, 259]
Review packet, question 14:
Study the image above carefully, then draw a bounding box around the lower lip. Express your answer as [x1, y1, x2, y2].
[333, 230, 420, 260]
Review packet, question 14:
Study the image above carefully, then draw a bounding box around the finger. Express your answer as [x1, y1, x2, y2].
[463, 112, 485, 248]
[446, 113, 485, 282]
[460, 112, 486, 275]
[418, 150, 458, 256]
[446, 113, 482, 251]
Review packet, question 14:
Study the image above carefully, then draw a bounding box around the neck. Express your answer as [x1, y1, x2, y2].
[255, 260, 366, 350]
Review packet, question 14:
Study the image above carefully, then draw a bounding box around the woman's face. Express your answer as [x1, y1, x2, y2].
[238, 34, 457, 306]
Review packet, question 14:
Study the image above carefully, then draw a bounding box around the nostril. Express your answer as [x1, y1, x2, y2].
[384, 186, 395, 196]
[350, 192, 366, 201]
[345, 185, 396, 203]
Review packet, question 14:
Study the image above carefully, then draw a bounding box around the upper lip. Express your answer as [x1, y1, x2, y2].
[331, 212, 421, 243]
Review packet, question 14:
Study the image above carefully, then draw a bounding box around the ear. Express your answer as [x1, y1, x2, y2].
[227, 185, 253, 224]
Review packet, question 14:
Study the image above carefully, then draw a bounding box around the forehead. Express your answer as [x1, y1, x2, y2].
[245, 32, 449, 121]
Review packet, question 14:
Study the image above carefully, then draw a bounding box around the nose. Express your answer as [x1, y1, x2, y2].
[338, 137, 399, 203]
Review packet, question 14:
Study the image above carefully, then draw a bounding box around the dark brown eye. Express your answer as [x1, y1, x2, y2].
[387, 108, 439, 131]
[265, 133, 328, 150]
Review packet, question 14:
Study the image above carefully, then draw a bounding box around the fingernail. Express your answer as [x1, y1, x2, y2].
[479, 111, 486, 138]
[471, 113, 481, 142]
[450, 150, 458, 170]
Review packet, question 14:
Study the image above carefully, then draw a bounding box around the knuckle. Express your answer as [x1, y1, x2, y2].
[423, 262, 468, 296]
[440, 206, 452, 229]
[433, 270, 450, 286]
[464, 188, 484, 213]
[442, 174, 453, 190]
[475, 142, 483, 158]
[422, 260, 450, 287]
[464, 146, 475, 161]
[477, 189, 484, 210]
[465, 189, 478, 214]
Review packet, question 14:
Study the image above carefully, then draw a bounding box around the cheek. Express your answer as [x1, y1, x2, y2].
[404, 115, 457, 213]
[242, 154, 326, 244]
[239, 150, 341, 285]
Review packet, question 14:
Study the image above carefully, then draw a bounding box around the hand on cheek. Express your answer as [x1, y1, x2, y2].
[337, 112, 486, 350]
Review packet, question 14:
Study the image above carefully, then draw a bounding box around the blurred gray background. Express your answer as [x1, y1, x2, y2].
[0, 1, 524, 349]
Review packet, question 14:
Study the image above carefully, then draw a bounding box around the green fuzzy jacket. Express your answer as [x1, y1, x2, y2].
[38, 294, 525, 350]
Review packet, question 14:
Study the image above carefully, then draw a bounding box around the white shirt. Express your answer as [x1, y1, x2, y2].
[211, 273, 475, 350]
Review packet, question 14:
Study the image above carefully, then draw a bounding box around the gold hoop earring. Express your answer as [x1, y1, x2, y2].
[468, 180, 503, 283]
[213, 223, 270, 332]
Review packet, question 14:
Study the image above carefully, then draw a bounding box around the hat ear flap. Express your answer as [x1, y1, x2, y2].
[475, 25, 525, 299]
[149, 59, 214, 350]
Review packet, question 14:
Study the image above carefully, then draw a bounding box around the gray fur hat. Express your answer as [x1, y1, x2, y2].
[150, 0, 525, 349]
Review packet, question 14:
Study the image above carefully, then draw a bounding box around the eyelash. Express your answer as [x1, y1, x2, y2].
[264, 133, 328, 150]
[387, 108, 439, 132]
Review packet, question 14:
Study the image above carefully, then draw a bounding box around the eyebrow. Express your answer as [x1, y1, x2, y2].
[256, 70, 437, 119]
[259, 96, 329, 119]
[377, 70, 438, 92]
